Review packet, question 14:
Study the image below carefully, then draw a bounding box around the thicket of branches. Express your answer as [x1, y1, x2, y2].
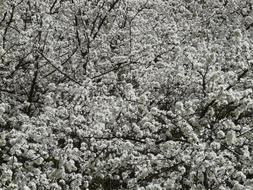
[1, 0, 253, 189]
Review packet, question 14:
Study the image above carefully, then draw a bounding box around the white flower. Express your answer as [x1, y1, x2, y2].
[235, 171, 246, 182]
[34, 168, 41, 176]
[146, 183, 163, 190]
[182, 123, 193, 135]
[50, 183, 61, 190]
[122, 172, 128, 180]
[242, 146, 250, 159]
[23, 185, 31, 190]
[232, 181, 245, 190]
[210, 142, 221, 150]
[3, 169, 13, 181]
[0, 134, 6, 147]
[178, 166, 186, 174]
[83, 181, 89, 188]
[165, 179, 175, 189]
[0, 116, 6, 126]
[175, 101, 184, 112]
[127, 178, 137, 187]
[57, 106, 68, 118]
[44, 94, 54, 105]
[233, 29, 243, 40]
[150, 107, 159, 115]
[26, 149, 36, 160]
[189, 133, 199, 143]
[28, 181, 37, 190]
[226, 130, 236, 145]
[34, 157, 44, 165]
[140, 94, 148, 103]
[219, 186, 227, 190]
[217, 130, 225, 138]
[0, 47, 5, 55]
[133, 123, 140, 132]
[48, 83, 56, 91]
[151, 81, 161, 88]
[245, 16, 253, 25]
[0, 105, 5, 115]
[9, 138, 18, 146]
[7, 183, 18, 189]
[116, 131, 122, 137]
[75, 115, 85, 123]
[207, 151, 217, 160]
[65, 159, 77, 172]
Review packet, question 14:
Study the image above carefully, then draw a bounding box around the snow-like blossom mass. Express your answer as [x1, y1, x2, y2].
[1, 0, 253, 189]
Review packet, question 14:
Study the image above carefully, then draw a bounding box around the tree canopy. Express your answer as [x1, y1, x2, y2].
[1, 0, 253, 189]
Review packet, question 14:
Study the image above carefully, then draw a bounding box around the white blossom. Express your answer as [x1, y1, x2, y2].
[210, 142, 221, 150]
[226, 130, 236, 145]
[217, 130, 225, 139]
[0, 0, 252, 189]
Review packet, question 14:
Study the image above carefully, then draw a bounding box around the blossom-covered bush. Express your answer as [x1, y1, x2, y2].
[1, 0, 253, 189]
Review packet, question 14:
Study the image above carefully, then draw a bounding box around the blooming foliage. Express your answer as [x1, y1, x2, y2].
[1, 0, 253, 189]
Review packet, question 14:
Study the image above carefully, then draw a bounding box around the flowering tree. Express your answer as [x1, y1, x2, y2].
[1, 0, 253, 189]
